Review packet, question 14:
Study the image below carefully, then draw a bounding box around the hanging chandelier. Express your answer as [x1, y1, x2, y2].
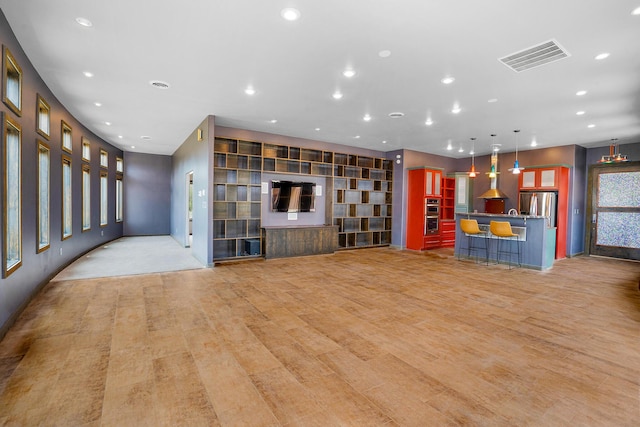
[598, 138, 629, 163]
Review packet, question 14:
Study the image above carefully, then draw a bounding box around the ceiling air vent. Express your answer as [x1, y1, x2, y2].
[499, 39, 570, 72]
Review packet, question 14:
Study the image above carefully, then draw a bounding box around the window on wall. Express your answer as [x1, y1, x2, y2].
[3, 115, 21, 276]
[36, 94, 50, 139]
[62, 156, 72, 240]
[100, 149, 108, 168]
[3, 46, 22, 116]
[37, 141, 50, 253]
[116, 175, 124, 223]
[82, 137, 90, 161]
[61, 120, 72, 153]
[116, 156, 123, 173]
[100, 171, 108, 227]
[82, 164, 91, 231]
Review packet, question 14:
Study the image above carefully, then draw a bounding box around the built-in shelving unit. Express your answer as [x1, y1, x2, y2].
[440, 177, 456, 248]
[213, 138, 263, 260]
[332, 154, 394, 249]
[213, 137, 393, 261]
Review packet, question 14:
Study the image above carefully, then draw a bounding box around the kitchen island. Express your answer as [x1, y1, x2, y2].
[455, 213, 556, 270]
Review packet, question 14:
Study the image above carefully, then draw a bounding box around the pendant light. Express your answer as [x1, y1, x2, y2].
[468, 137, 477, 178]
[508, 129, 524, 174]
[488, 134, 498, 178]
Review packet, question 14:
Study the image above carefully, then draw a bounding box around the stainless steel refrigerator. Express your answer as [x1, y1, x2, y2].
[519, 191, 557, 227]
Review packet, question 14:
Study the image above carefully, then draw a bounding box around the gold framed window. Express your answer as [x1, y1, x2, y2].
[82, 164, 91, 231]
[3, 114, 22, 276]
[100, 149, 108, 168]
[116, 175, 124, 223]
[62, 155, 72, 240]
[100, 171, 108, 227]
[37, 140, 50, 253]
[36, 94, 50, 139]
[82, 137, 90, 161]
[61, 120, 72, 153]
[2, 46, 22, 117]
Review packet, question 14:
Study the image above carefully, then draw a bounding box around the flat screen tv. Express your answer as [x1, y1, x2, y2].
[271, 180, 316, 212]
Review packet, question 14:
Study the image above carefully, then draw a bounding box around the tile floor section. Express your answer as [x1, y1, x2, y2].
[0, 247, 639, 425]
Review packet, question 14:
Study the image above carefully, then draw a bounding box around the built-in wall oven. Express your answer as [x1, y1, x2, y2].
[425, 198, 440, 235]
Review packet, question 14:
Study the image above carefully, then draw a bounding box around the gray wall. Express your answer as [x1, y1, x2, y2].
[171, 116, 213, 266]
[123, 152, 172, 235]
[570, 145, 587, 255]
[0, 11, 123, 336]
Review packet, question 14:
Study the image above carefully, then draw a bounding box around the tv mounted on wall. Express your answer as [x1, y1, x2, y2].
[271, 180, 316, 212]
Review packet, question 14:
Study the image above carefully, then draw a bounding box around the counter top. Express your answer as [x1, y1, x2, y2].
[455, 212, 548, 219]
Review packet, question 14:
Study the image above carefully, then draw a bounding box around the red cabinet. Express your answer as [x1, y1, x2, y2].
[520, 167, 563, 190]
[406, 168, 445, 250]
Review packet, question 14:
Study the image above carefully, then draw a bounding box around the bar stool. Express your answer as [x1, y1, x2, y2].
[459, 219, 489, 264]
[489, 221, 521, 268]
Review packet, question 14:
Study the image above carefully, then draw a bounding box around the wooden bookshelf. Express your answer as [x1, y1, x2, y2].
[213, 137, 393, 260]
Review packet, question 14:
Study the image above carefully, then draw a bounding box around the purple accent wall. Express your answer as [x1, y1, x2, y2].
[123, 152, 172, 236]
[0, 11, 123, 336]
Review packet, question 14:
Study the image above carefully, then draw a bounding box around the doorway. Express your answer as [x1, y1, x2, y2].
[586, 161, 640, 260]
[186, 171, 193, 248]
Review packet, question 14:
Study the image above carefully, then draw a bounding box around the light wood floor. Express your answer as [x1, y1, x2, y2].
[1, 248, 639, 426]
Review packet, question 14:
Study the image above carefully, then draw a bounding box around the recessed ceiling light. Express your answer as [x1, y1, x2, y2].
[576, 90, 587, 96]
[150, 80, 170, 89]
[332, 91, 343, 100]
[595, 52, 610, 60]
[354, 135, 361, 139]
[343, 69, 356, 78]
[281, 8, 301, 21]
[83, 71, 93, 78]
[130, 145, 136, 149]
[446, 142, 452, 150]
[488, 98, 498, 103]
[75, 17, 92, 27]
[458, 148, 464, 153]
[531, 140, 537, 147]
[388, 112, 404, 118]
[378, 50, 391, 58]
[441, 76, 455, 85]
[363, 114, 372, 122]
[632, 6, 640, 15]
[94, 102, 102, 107]
[451, 105, 461, 114]
[244, 87, 256, 95]
[425, 119, 433, 126]
[105, 121, 111, 126]
[269, 119, 277, 123]
[141, 136, 152, 140]
[382, 140, 387, 144]
[576, 111, 585, 115]
[588, 124, 596, 128]
[315, 128, 320, 131]
[118, 135, 123, 139]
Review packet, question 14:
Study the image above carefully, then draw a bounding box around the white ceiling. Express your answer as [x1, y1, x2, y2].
[2, 1, 640, 157]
